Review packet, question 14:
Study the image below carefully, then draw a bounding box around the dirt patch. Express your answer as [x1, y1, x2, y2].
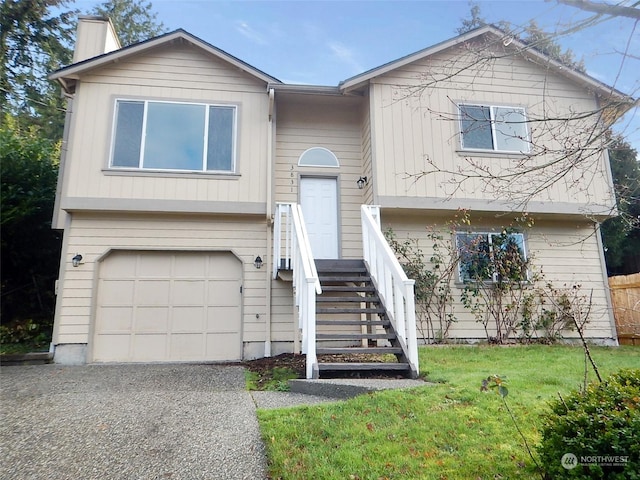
[243, 353, 307, 379]
[242, 352, 407, 386]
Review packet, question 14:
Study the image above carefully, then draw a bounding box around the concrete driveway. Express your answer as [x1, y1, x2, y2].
[0, 364, 268, 480]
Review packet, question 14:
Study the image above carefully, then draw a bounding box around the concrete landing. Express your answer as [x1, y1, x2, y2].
[289, 378, 429, 399]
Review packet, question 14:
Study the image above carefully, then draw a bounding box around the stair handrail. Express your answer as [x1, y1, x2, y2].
[274, 202, 321, 379]
[361, 205, 419, 376]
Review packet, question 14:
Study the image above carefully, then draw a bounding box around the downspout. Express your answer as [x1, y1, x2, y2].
[264, 88, 275, 357]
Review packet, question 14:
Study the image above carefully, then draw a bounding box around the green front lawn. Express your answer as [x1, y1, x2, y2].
[258, 345, 640, 479]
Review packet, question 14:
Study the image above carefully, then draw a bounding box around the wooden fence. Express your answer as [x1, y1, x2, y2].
[609, 273, 640, 345]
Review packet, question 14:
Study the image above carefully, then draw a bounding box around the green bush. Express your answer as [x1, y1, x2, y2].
[537, 369, 640, 479]
[0, 318, 52, 353]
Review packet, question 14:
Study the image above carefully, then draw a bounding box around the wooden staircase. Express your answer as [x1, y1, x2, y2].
[313, 259, 416, 378]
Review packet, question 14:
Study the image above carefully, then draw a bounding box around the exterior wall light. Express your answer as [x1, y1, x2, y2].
[357, 176, 368, 189]
[72, 254, 83, 267]
[254, 256, 263, 269]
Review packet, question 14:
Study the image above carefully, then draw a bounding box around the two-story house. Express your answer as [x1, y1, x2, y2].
[48, 17, 632, 377]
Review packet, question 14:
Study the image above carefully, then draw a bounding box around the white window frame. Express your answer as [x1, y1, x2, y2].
[455, 231, 528, 283]
[298, 147, 340, 168]
[458, 103, 530, 154]
[109, 99, 237, 173]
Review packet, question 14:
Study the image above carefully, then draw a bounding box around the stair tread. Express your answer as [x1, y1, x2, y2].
[316, 307, 385, 314]
[317, 347, 402, 354]
[317, 362, 410, 371]
[315, 259, 365, 268]
[317, 296, 379, 303]
[316, 333, 396, 340]
[321, 286, 376, 292]
[319, 275, 371, 282]
[316, 320, 391, 326]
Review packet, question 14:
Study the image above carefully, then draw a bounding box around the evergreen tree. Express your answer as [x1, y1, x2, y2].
[601, 136, 640, 275]
[90, 0, 166, 47]
[1, 116, 62, 327]
[0, 0, 76, 139]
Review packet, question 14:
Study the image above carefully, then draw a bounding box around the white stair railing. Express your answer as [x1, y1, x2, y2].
[273, 203, 321, 379]
[361, 205, 419, 376]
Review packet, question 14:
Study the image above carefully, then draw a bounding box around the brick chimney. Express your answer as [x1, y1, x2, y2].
[72, 16, 121, 63]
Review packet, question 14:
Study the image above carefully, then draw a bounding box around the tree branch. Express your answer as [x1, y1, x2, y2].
[554, 0, 640, 20]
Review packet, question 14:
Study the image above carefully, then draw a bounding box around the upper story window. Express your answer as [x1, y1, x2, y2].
[298, 147, 339, 167]
[111, 99, 236, 173]
[458, 104, 530, 153]
[455, 231, 528, 283]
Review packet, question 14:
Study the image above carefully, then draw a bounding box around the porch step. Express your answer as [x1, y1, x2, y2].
[317, 362, 411, 372]
[319, 275, 371, 283]
[316, 333, 396, 340]
[317, 347, 403, 355]
[316, 319, 391, 327]
[312, 258, 413, 379]
[315, 259, 367, 272]
[317, 296, 380, 303]
[316, 307, 385, 315]
[321, 285, 376, 292]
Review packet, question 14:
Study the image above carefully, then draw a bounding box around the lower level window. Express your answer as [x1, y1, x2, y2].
[456, 232, 527, 282]
[111, 99, 236, 172]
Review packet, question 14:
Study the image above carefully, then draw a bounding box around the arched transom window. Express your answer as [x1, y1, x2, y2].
[298, 147, 339, 167]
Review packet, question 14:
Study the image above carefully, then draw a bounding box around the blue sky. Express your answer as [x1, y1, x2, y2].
[71, 0, 639, 151]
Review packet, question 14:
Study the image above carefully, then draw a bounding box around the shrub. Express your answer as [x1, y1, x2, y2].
[537, 369, 640, 479]
[0, 318, 52, 351]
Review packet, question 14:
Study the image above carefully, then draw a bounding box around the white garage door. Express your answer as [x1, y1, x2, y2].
[93, 251, 242, 362]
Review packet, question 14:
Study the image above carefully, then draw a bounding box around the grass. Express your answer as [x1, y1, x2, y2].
[246, 367, 300, 391]
[257, 345, 640, 480]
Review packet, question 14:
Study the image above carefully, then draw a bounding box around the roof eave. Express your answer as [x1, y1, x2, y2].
[49, 29, 282, 89]
[339, 24, 634, 106]
[269, 83, 345, 96]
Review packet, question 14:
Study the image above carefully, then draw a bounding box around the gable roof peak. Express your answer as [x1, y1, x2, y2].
[339, 24, 631, 104]
[50, 28, 281, 92]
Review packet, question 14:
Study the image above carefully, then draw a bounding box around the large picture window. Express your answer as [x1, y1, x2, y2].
[111, 100, 236, 172]
[456, 232, 528, 283]
[458, 104, 530, 153]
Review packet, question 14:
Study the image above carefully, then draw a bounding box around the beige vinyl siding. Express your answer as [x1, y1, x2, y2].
[360, 94, 374, 205]
[274, 94, 365, 258]
[382, 212, 615, 341]
[370, 47, 615, 212]
[53, 213, 272, 347]
[60, 44, 269, 210]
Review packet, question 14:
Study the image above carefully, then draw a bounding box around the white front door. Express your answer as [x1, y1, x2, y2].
[300, 177, 339, 259]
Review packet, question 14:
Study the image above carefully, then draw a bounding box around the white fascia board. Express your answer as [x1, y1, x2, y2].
[50, 30, 281, 88]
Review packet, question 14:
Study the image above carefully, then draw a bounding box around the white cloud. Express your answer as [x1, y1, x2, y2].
[327, 41, 363, 73]
[235, 21, 268, 45]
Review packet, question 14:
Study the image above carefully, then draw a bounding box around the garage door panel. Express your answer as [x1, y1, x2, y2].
[207, 307, 241, 332]
[206, 333, 241, 360]
[170, 334, 204, 360]
[96, 307, 133, 333]
[101, 253, 136, 278]
[135, 307, 169, 333]
[171, 307, 204, 332]
[94, 251, 242, 362]
[136, 280, 170, 306]
[94, 334, 130, 362]
[208, 280, 240, 305]
[138, 253, 172, 277]
[132, 334, 168, 361]
[208, 253, 241, 277]
[174, 255, 206, 277]
[99, 280, 135, 305]
[173, 280, 205, 304]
